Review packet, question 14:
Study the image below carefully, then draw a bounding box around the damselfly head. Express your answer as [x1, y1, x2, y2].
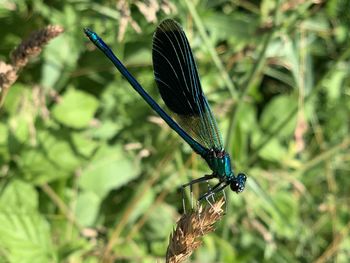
[230, 173, 247, 193]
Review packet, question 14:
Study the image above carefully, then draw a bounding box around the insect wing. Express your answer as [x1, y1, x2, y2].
[152, 19, 223, 150]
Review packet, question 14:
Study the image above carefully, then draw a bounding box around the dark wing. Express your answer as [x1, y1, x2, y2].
[152, 19, 223, 150]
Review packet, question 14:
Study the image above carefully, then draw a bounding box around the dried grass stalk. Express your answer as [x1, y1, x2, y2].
[0, 25, 64, 107]
[10, 25, 64, 69]
[166, 199, 225, 263]
[0, 62, 17, 97]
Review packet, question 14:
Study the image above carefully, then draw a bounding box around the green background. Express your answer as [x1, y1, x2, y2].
[1, 0, 350, 262]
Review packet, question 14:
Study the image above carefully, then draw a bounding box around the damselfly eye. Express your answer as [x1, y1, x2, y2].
[230, 173, 247, 193]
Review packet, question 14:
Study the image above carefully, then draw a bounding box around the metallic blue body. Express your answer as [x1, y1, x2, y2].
[205, 149, 233, 179]
[84, 28, 207, 157]
[84, 22, 247, 197]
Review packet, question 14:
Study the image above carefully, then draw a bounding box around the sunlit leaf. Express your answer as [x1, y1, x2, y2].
[79, 145, 139, 199]
[52, 88, 99, 129]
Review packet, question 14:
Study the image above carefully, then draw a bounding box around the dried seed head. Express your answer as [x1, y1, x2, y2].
[166, 199, 225, 263]
[11, 25, 64, 69]
[0, 62, 17, 106]
[0, 25, 63, 107]
[0, 62, 17, 90]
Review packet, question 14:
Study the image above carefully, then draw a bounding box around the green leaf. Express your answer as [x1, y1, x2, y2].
[41, 8, 81, 88]
[89, 120, 121, 140]
[75, 191, 100, 227]
[322, 69, 347, 100]
[0, 123, 9, 162]
[19, 148, 70, 183]
[197, 236, 216, 262]
[0, 180, 56, 262]
[52, 88, 99, 129]
[0, 211, 56, 262]
[230, 102, 257, 163]
[203, 12, 258, 46]
[4, 84, 38, 145]
[18, 130, 80, 184]
[0, 123, 7, 145]
[254, 134, 288, 162]
[267, 191, 299, 238]
[71, 132, 99, 158]
[141, 199, 170, 239]
[8, 115, 30, 144]
[0, 180, 38, 210]
[2, 83, 29, 115]
[79, 145, 139, 199]
[260, 95, 298, 139]
[213, 236, 237, 262]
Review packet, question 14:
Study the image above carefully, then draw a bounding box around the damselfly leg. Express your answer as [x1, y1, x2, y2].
[206, 179, 216, 204]
[222, 188, 227, 214]
[181, 174, 214, 213]
[198, 182, 228, 212]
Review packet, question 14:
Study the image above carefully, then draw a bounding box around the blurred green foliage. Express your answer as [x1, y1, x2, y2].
[1, 0, 350, 262]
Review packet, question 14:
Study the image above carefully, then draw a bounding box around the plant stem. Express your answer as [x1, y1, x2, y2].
[184, 0, 238, 100]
